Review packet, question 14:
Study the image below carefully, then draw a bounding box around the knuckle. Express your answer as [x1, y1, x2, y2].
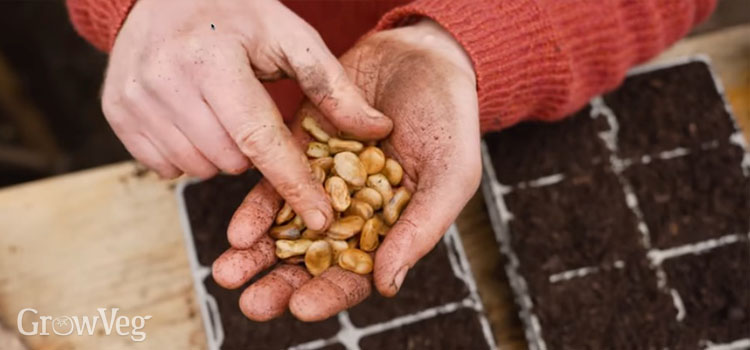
[234, 122, 283, 159]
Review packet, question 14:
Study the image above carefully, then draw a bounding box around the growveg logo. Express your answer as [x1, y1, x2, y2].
[17, 308, 152, 342]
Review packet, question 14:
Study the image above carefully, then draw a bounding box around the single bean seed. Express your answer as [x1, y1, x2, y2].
[301, 116, 331, 142]
[275, 239, 312, 259]
[305, 240, 332, 276]
[338, 248, 373, 274]
[359, 147, 385, 174]
[333, 152, 367, 187]
[383, 158, 404, 186]
[306, 142, 330, 158]
[275, 202, 294, 225]
[345, 199, 374, 220]
[325, 176, 351, 212]
[328, 138, 364, 154]
[384, 187, 411, 225]
[353, 187, 383, 210]
[311, 157, 333, 173]
[366, 174, 393, 202]
[312, 164, 326, 183]
[360, 216, 383, 252]
[325, 239, 349, 260]
[327, 216, 365, 240]
[269, 223, 302, 240]
[301, 228, 325, 240]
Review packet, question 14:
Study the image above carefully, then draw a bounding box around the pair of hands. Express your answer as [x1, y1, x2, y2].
[104, 0, 482, 321]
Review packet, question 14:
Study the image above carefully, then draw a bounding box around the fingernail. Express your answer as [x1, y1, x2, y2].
[364, 105, 386, 120]
[304, 209, 327, 231]
[393, 265, 409, 291]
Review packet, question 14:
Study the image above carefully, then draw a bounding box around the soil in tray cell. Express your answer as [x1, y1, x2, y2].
[604, 61, 735, 158]
[204, 277, 341, 350]
[504, 166, 643, 275]
[532, 260, 680, 350]
[662, 242, 750, 347]
[484, 106, 610, 185]
[347, 241, 469, 327]
[624, 145, 749, 249]
[358, 308, 491, 350]
[184, 172, 262, 265]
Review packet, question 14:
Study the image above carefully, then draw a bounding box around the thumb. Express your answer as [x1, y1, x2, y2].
[284, 37, 393, 140]
[373, 174, 478, 297]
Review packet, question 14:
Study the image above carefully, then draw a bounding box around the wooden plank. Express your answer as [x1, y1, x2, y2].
[0, 163, 205, 350]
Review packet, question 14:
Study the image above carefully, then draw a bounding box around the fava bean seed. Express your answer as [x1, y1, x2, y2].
[384, 187, 411, 225]
[305, 240, 332, 276]
[301, 117, 331, 142]
[338, 248, 373, 274]
[327, 216, 365, 240]
[328, 138, 363, 154]
[325, 176, 350, 212]
[383, 158, 404, 186]
[354, 187, 383, 210]
[306, 142, 330, 158]
[333, 152, 367, 187]
[275, 239, 312, 259]
[269, 222, 302, 240]
[275, 202, 294, 225]
[301, 228, 325, 240]
[360, 216, 383, 252]
[359, 147, 385, 174]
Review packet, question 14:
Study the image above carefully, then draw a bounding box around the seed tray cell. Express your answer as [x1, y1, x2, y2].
[484, 106, 610, 185]
[662, 242, 750, 347]
[504, 166, 642, 276]
[178, 174, 496, 350]
[604, 61, 736, 158]
[624, 144, 749, 249]
[481, 57, 750, 350]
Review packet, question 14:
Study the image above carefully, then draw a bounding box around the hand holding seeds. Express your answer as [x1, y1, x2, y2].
[212, 19, 481, 322]
[274, 117, 409, 276]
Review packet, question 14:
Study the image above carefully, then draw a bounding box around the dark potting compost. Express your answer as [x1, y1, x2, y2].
[482, 59, 750, 349]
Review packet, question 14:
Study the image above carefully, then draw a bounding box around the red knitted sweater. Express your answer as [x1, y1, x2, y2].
[66, 0, 715, 133]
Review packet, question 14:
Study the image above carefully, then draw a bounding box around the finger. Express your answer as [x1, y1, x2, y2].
[239, 264, 311, 321]
[152, 82, 251, 174]
[200, 55, 333, 232]
[289, 266, 371, 322]
[119, 130, 182, 179]
[228, 179, 281, 249]
[374, 175, 478, 297]
[283, 34, 392, 140]
[145, 123, 219, 179]
[102, 99, 182, 179]
[122, 87, 219, 178]
[212, 236, 277, 290]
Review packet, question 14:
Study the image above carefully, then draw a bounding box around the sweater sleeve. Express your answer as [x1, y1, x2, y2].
[66, 0, 137, 52]
[375, 0, 716, 133]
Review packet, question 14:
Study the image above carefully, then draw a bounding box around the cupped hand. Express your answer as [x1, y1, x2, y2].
[102, 0, 393, 231]
[212, 20, 482, 321]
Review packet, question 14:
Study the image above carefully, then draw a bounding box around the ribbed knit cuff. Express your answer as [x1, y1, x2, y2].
[375, 0, 716, 133]
[67, 0, 138, 52]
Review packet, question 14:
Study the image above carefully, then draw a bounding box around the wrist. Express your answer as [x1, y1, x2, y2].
[385, 20, 476, 87]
